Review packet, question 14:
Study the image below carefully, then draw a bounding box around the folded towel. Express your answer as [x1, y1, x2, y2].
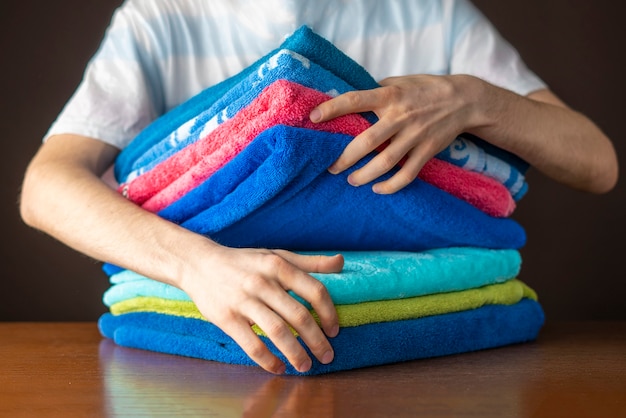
[108, 279, 536, 331]
[115, 26, 528, 198]
[439, 134, 528, 200]
[98, 298, 545, 375]
[124, 50, 527, 202]
[103, 248, 522, 307]
[123, 79, 370, 210]
[114, 25, 382, 183]
[155, 124, 526, 251]
[124, 80, 515, 217]
[123, 49, 374, 183]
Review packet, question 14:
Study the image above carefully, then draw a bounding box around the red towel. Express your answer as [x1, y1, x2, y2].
[121, 80, 514, 217]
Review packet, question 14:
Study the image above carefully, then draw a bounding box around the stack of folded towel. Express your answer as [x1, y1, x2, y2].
[98, 26, 544, 375]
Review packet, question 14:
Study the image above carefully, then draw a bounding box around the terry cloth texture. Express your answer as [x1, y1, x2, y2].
[98, 299, 545, 375]
[114, 26, 529, 199]
[155, 125, 526, 251]
[103, 248, 522, 307]
[121, 49, 370, 183]
[99, 25, 543, 374]
[123, 80, 515, 217]
[108, 280, 536, 330]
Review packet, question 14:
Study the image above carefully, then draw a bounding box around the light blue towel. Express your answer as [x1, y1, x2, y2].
[103, 248, 522, 307]
[114, 25, 382, 183]
[439, 135, 528, 200]
[123, 49, 369, 184]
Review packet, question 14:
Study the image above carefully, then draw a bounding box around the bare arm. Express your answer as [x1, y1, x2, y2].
[20, 134, 341, 374]
[309, 75, 618, 195]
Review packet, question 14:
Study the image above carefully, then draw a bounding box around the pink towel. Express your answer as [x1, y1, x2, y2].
[121, 80, 515, 217]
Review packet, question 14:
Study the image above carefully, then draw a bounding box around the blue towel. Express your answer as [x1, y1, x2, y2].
[123, 49, 373, 184]
[156, 125, 525, 251]
[114, 26, 379, 182]
[115, 25, 528, 194]
[439, 134, 528, 200]
[98, 298, 544, 375]
[103, 248, 522, 307]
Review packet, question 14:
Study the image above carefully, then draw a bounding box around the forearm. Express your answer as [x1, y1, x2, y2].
[311, 74, 618, 195]
[20, 135, 212, 289]
[20, 134, 342, 374]
[464, 76, 618, 193]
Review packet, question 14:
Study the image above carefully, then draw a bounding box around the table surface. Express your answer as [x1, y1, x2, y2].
[0, 322, 624, 418]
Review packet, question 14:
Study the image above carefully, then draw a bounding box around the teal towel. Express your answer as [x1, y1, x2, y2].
[104, 248, 521, 307]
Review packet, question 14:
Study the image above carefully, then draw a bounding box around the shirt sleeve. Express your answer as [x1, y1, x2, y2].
[448, 0, 547, 96]
[43, 0, 162, 149]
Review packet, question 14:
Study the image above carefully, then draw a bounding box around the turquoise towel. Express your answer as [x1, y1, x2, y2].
[104, 248, 522, 307]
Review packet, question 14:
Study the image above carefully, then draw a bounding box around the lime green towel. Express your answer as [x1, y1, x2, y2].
[110, 279, 536, 336]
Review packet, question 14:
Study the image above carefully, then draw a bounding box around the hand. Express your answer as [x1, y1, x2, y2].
[180, 243, 343, 374]
[310, 74, 479, 194]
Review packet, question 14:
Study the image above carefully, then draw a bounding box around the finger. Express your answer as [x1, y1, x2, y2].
[310, 89, 381, 123]
[225, 320, 287, 374]
[328, 119, 399, 175]
[253, 253, 339, 341]
[248, 257, 337, 367]
[345, 131, 414, 187]
[274, 261, 339, 339]
[372, 145, 431, 194]
[266, 256, 339, 345]
[262, 289, 336, 371]
[272, 250, 344, 274]
[245, 298, 315, 373]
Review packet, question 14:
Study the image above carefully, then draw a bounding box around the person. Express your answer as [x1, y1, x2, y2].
[19, 0, 617, 375]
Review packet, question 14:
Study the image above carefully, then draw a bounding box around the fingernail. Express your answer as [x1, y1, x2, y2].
[309, 108, 321, 122]
[275, 364, 286, 375]
[329, 324, 339, 338]
[322, 350, 334, 364]
[298, 358, 312, 373]
[347, 175, 359, 187]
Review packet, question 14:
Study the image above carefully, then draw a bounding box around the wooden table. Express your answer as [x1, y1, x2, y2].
[0, 322, 624, 417]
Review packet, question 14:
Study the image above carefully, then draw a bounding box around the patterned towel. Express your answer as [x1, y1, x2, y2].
[123, 80, 515, 217]
[440, 134, 529, 200]
[122, 49, 372, 183]
[115, 26, 529, 199]
[99, 25, 541, 375]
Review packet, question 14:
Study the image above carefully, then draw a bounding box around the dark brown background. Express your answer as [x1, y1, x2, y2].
[1, 1, 624, 321]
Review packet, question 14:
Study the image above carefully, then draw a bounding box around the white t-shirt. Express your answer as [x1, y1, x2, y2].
[45, 0, 546, 149]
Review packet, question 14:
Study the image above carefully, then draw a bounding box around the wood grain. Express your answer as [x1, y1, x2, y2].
[0, 322, 624, 417]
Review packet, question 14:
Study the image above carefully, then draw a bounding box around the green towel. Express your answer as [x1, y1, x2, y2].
[110, 279, 536, 336]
